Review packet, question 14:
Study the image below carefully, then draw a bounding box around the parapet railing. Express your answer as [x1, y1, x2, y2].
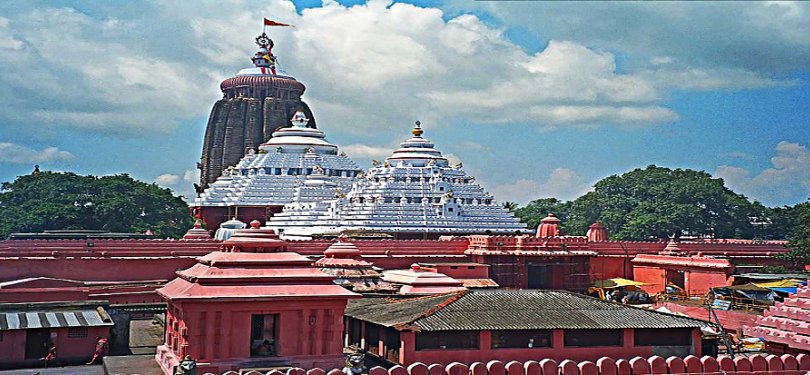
[200, 353, 809, 375]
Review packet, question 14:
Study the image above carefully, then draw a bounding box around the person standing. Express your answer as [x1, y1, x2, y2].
[86, 336, 109, 365]
[42, 342, 57, 368]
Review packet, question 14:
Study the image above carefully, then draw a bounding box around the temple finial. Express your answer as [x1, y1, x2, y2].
[412, 121, 423, 137]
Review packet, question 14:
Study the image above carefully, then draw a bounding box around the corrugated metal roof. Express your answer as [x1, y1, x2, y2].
[0, 308, 114, 331]
[347, 290, 710, 331]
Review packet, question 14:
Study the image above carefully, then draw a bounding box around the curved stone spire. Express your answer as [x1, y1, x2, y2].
[199, 32, 318, 188]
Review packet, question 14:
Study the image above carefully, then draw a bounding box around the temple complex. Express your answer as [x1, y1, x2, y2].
[199, 32, 319, 189]
[193, 110, 362, 230]
[3, 21, 810, 375]
[266, 123, 527, 239]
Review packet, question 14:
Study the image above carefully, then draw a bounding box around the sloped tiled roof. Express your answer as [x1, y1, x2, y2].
[346, 289, 710, 331]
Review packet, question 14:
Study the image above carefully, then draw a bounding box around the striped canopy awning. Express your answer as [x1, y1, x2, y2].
[0, 308, 114, 331]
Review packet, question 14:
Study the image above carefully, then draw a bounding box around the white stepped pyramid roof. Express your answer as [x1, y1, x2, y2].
[266, 122, 528, 238]
[193, 111, 362, 207]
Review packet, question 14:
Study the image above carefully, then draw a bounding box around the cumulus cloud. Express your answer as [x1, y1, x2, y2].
[0, 7, 215, 136]
[154, 173, 180, 186]
[0, 1, 796, 140]
[715, 141, 810, 206]
[489, 168, 592, 204]
[460, 1, 810, 74]
[183, 169, 199, 183]
[0, 142, 74, 164]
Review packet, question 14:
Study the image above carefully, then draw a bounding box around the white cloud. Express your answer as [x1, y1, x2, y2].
[0, 1, 796, 140]
[183, 169, 199, 183]
[0, 142, 74, 164]
[341, 144, 392, 159]
[459, 141, 487, 151]
[489, 168, 592, 204]
[154, 173, 180, 186]
[0, 17, 23, 50]
[715, 141, 810, 206]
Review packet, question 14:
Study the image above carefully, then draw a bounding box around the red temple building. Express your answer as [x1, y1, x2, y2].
[155, 247, 359, 374]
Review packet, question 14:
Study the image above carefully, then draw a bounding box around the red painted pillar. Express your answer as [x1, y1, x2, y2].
[691, 329, 702, 357]
[552, 329, 565, 349]
[401, 331, 415, 364]
[480, 331, 491, 352]
[623, 329, 634, 349]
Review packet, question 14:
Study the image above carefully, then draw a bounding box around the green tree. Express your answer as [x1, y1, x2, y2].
[779, 202, 810, 269]
[513, 198, 572, 230]
[0, 171, 193, 238]
[565, 165, 757, 240]
[502, 201, 518, 213]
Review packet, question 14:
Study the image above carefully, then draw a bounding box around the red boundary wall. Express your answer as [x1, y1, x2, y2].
[195, 354, 809, 375]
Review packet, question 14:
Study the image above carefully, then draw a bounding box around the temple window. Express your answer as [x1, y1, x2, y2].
[250, 314, 279, 357]
[564, 329, 623, 347]
[68, 327, 89, 338]
[634, 328, 691, 346]
[491, 330, 552, 349]
[415, 331, 479, 350]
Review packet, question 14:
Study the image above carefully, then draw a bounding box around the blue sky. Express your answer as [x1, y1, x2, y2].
[0, 0, 808, 206]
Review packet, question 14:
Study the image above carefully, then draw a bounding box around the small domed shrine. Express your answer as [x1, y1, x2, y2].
[314, 238, 397, 293]
[199, 31, 320, 189]
[382, 264, 466, 295]
[266, 122, 527, 239]
[193, 110, 362, 231]
[536, 213, 561, 237]
[586, 220, 608, 242]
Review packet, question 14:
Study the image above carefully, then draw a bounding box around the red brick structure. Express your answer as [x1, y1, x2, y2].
[155, 250, 359, 374]
[0, 301, 114, 369]
[744, 281, 810, 356]
[345, 290, 707, 366]
[632, 253, 734, 295]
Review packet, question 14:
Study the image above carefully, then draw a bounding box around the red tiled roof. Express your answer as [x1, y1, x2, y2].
[744, 281, 810, 351]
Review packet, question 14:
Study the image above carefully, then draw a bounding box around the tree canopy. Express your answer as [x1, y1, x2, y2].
[513, 198, 571, 231]
[512, 165, 769, 241]
[779, 202, 810, 268]
[0, 171, 194, 239]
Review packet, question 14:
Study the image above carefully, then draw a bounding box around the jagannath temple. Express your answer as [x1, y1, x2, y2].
[194, 31, 526, 239]
[198, 30, 319, 190]
[192, 110, 362, 230]
[265, 122, 527, 239]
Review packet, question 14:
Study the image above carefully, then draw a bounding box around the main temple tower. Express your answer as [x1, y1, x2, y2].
[199, 31, 317, 188]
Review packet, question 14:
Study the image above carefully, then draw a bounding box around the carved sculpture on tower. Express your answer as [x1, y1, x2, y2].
[199, 31, 318, 188]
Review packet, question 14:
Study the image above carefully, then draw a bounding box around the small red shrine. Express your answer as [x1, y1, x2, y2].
[155, 236, 359, 374]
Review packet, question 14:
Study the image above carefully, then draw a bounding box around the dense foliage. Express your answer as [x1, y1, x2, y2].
[779, 202, 810, 268]
[513, 165, 801, 241]
[513, 198, 571, 232]
[0, 171, 193, 239]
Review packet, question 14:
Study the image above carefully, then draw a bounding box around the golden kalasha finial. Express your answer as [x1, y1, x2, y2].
[412, 120, 423, 137]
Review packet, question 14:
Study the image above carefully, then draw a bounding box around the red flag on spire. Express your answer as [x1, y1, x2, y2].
[264, 18, 293, 27]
